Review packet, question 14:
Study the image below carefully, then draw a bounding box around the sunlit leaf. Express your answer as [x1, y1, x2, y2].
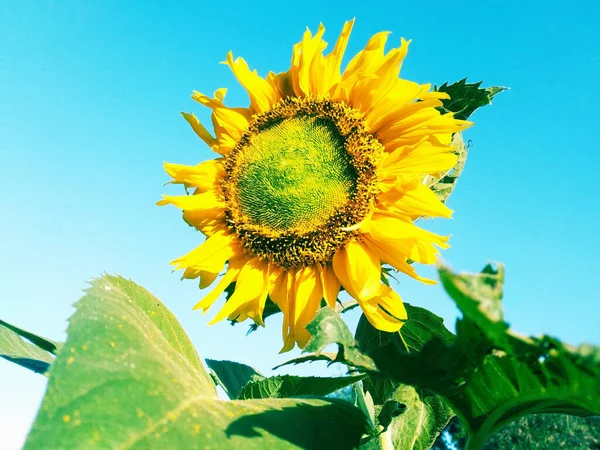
[355, 264, 600, 448]
[435, 79, 507, 121]
[0, 318, 61, 355]
[238, 374, 366, 400]
[206, 359, 264, 399]
[0, 320, 55, 375]
[25, 275, 368, 449]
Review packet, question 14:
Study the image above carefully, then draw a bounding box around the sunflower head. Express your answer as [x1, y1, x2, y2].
[159, 20, 471, 351]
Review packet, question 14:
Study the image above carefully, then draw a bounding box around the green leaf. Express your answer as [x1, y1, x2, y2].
[355, 264, 600, 449]
[425, 80, 505, 205]
[25, 275, 368, 449]
[238, 374, 366, 400]
[438, 263, 538, 356]
[0, 318, 61, 355]
[206, 359, 264, 400]
[354, 382, 376, 428]
[0, 320, 55, 375]
[356, 307, 455, 449]
[356, 304, 471, 393]
[276, 307, 378, 372]
[424, 133, 469, 203]
[100, 274, 207, 375]
[359, 303, 455, 356]
[435, 79, 507, 121]
[385, 386, 453, 450]
[272, 351, 339, 370]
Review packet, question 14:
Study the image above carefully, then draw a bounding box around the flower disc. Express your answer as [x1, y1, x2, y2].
[234, 115, 356, 232]
[223, 97, 382, 269]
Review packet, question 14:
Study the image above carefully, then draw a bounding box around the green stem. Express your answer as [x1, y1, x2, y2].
[465, 433, 487, 450]
[378, 428, 394, 450]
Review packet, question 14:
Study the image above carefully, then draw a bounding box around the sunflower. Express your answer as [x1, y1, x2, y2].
[159, 20, 471, 351]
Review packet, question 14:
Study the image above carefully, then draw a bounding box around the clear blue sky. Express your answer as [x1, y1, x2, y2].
[1, 1, 599, 448]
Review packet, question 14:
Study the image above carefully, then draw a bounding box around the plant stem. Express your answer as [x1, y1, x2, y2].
[378, 428, 394, 450]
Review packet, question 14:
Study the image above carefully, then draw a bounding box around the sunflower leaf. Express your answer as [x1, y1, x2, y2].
[206, 359, 264, 399]
[304, 307, 378, 371]
[0, 320, 55, 375]
[0, 318, 61, 355]
[272, 308, 379, 372]
[384, 385, 453, 450]
[238, 374, 366, 400]
[272, 351, 338, 370]
[25, 275, 369, 449]
[357, 306, 456, 449]
[435, 79, 507, 121]
[354, 264, 600, 448]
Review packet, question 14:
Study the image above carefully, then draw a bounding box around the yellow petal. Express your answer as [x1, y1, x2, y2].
[232, 263, 280, 327]
[181, 112, 218, 149]
[319, 19, 354, 94]
[367, 213, 449, 243]
[358, 284, 406, 332]
[163, 160, 224, 191]
[212, 107, 249, 142]
[363, 235, 436, 285]
[347, 39, 410, 117]
[181, 268, 220, 289]
[192, 257, 246, 312]
[343, 31, 390, 77]
[332, 240, 381, 301]
[192, 90, 224, 109]
[378, 180, 453, 219]
[279, 269, 297, 353]
[320, 263, 341, 308]
[157, 189, 224, 212]
[209, 257, 268, 324]
[293, 265, 323, 348]
[381, 141, 458, 176]
[269, 268, 297, 353]
[214, 88, 227, 102]
[297, 24, 327, 96]
[171, 231, 239, 274]
[199, 270, 220, 289]
[225, 52, 278, 113]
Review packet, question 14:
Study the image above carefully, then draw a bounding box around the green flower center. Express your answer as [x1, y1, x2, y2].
[223, 97, 383, 269]
[235, 116, 357, 232]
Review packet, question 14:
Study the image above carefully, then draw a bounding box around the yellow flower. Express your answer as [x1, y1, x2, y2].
[159, 21, 471, 351]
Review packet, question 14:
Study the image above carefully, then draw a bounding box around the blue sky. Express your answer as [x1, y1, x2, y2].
[1, 0, 599, 447]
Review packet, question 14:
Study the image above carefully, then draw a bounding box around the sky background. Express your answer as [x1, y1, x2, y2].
[1, 0, 599, 448]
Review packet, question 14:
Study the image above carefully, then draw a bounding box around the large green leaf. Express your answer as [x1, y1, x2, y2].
[356, 264, 600, 449]
[100, 274, 207, 375]
[385, 386, 453, 450]
[0, 318, 61, 354]
[206, 359, 264, 400]
[356, 304, 478, 394]
[0, 320, 55, 375]
[356, 381, 453, 450]
[438, 263, 600, 446]
[238, 374, 366, 400]
[435, 79, 507, 121]
[25, 275, 368, 449]
[275, 307, 377, 372]
[357, 306, 456, 450]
